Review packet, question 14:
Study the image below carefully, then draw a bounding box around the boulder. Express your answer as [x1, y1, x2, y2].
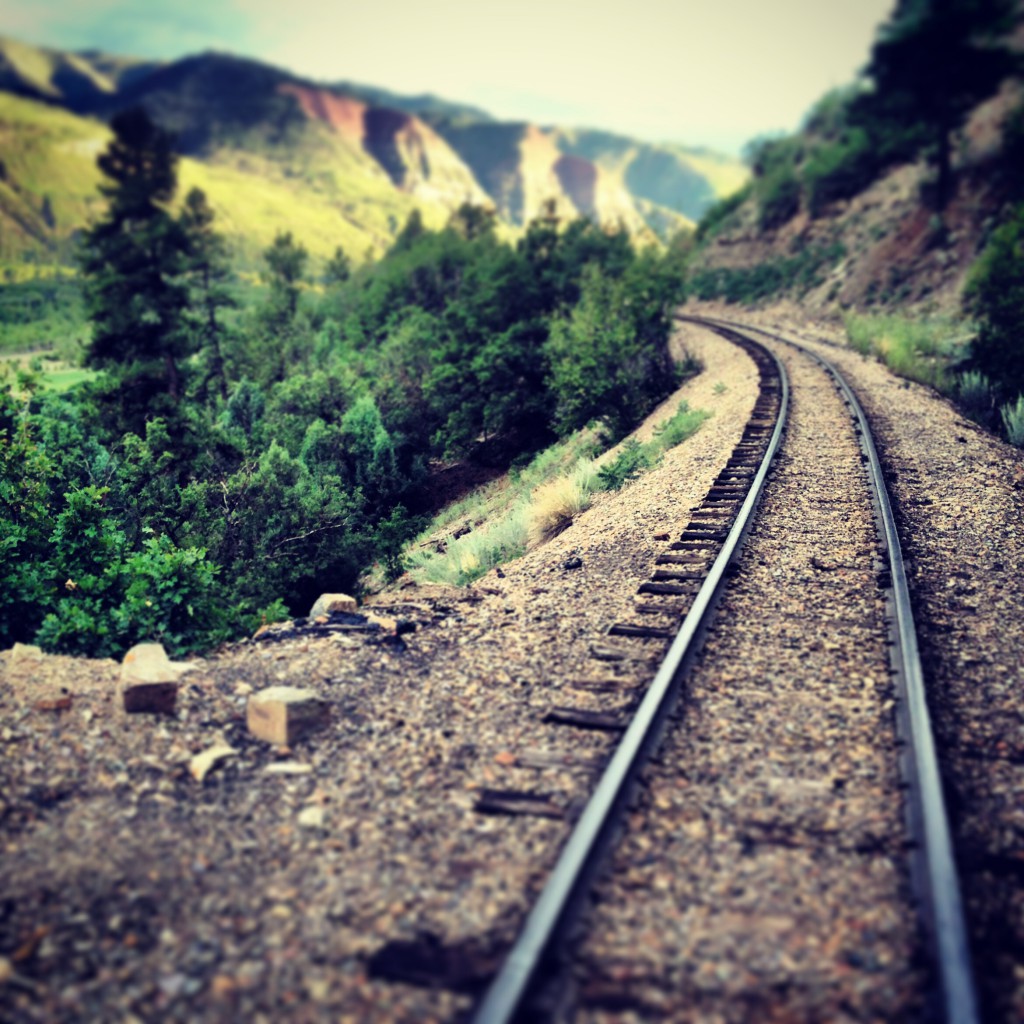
[308, 593, 358, 618]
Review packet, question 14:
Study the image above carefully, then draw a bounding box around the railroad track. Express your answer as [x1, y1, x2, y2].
[465, 317, 978, 1023]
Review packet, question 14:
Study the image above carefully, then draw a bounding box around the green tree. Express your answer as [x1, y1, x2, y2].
[391, 209, 425, 253]
[323, 245, 351, 286]
[250, 231, 311, 382]
[448, 202, 497, 241]
[179, 187, 235, 401]
[263, 230, 308, 324]
[79, 107, 193, 433]
[853, 0, 1021, 208]
[545, 262, 679, 439]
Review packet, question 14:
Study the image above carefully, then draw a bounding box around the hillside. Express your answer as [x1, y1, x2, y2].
[0, 35, 746, 268]
[687, 5, 1024, 317]
[690, 85, 1022, 315]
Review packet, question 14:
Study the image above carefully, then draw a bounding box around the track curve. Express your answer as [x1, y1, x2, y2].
[682, 314, 979, 1024]
[471, 328, 790, 1024]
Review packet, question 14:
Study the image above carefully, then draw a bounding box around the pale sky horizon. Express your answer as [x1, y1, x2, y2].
[2, 0, 895, 155]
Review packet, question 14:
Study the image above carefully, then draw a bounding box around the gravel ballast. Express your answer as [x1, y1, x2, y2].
[695, 302, 1024, 1024]
[569, 329, 925, 1023]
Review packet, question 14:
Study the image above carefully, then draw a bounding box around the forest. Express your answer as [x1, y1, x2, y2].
[0, 109, 689, 658]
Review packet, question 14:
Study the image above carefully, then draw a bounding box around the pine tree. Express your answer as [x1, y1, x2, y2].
[263, 230, 307, 325]
[179, 187, 235, 401]
[79, 107, 193, 433]
[854, 0, 1021, 208]
[323, 246, 351, 286]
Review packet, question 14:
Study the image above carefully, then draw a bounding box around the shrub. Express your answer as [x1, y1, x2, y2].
[758, 168, 801, 230]
[804, 129, 878, 216]
[651, 402, 710, 449]
[597, 439, 653, 491]
[1001, 395, 1024, 446]
[695, 184, 752, 241]
[964, 203, 1024, 399]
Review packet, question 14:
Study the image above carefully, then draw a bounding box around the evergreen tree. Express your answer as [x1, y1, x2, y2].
[179, 187, 235, 401]
[263, 230, 307, 326]
[323, 245, 351, 286]
[853, 0, 1020, 208]
[448, 202, 497, 241]
[254, 231, 310, 382]
[79, 107, 192, 433]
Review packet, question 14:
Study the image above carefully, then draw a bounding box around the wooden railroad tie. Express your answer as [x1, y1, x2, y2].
[608, 622, 675, 640]
[543, 707, 628, 731]
[474, 788, 565, 819]
[638, 581, 702, 597]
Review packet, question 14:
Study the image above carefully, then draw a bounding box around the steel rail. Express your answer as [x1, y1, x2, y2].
[470, 332, 789, 1024]
[682, 314, 980, 1024]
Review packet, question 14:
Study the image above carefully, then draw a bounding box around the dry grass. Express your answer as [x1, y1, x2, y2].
[526, 460, 597, 549]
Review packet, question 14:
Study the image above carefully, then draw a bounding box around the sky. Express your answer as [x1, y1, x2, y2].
[2, 0, 895, 154]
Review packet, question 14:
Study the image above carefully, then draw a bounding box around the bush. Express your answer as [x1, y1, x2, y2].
[804, 129, 878, 216]
[597, 439, 652, 491]
[956, 370, 994, 422]
[33, 491, 229, 658]
[964, 203, 1024, 399]
[526, 460, 597, 548]
[651, 402, 710, 449]
[758, 168, 802, 230]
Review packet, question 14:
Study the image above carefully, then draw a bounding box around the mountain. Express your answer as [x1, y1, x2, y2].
[0, 35, 747, 267]
[0, 35, 159, 111]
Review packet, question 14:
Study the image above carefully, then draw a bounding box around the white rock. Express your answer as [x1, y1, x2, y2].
[121, 643, 198, 683]
[297, 806, 325, 829]
[189, 742, 237, 783]
[263, 762, 313, 776]
[9, 643, 42, 663]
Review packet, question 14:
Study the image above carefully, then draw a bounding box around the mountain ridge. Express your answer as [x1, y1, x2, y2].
[0, 34, 746, 266]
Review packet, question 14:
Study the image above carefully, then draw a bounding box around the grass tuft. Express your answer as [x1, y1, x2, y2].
[1001, 395, 1024, 447]
[526, 460, 597, 549]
